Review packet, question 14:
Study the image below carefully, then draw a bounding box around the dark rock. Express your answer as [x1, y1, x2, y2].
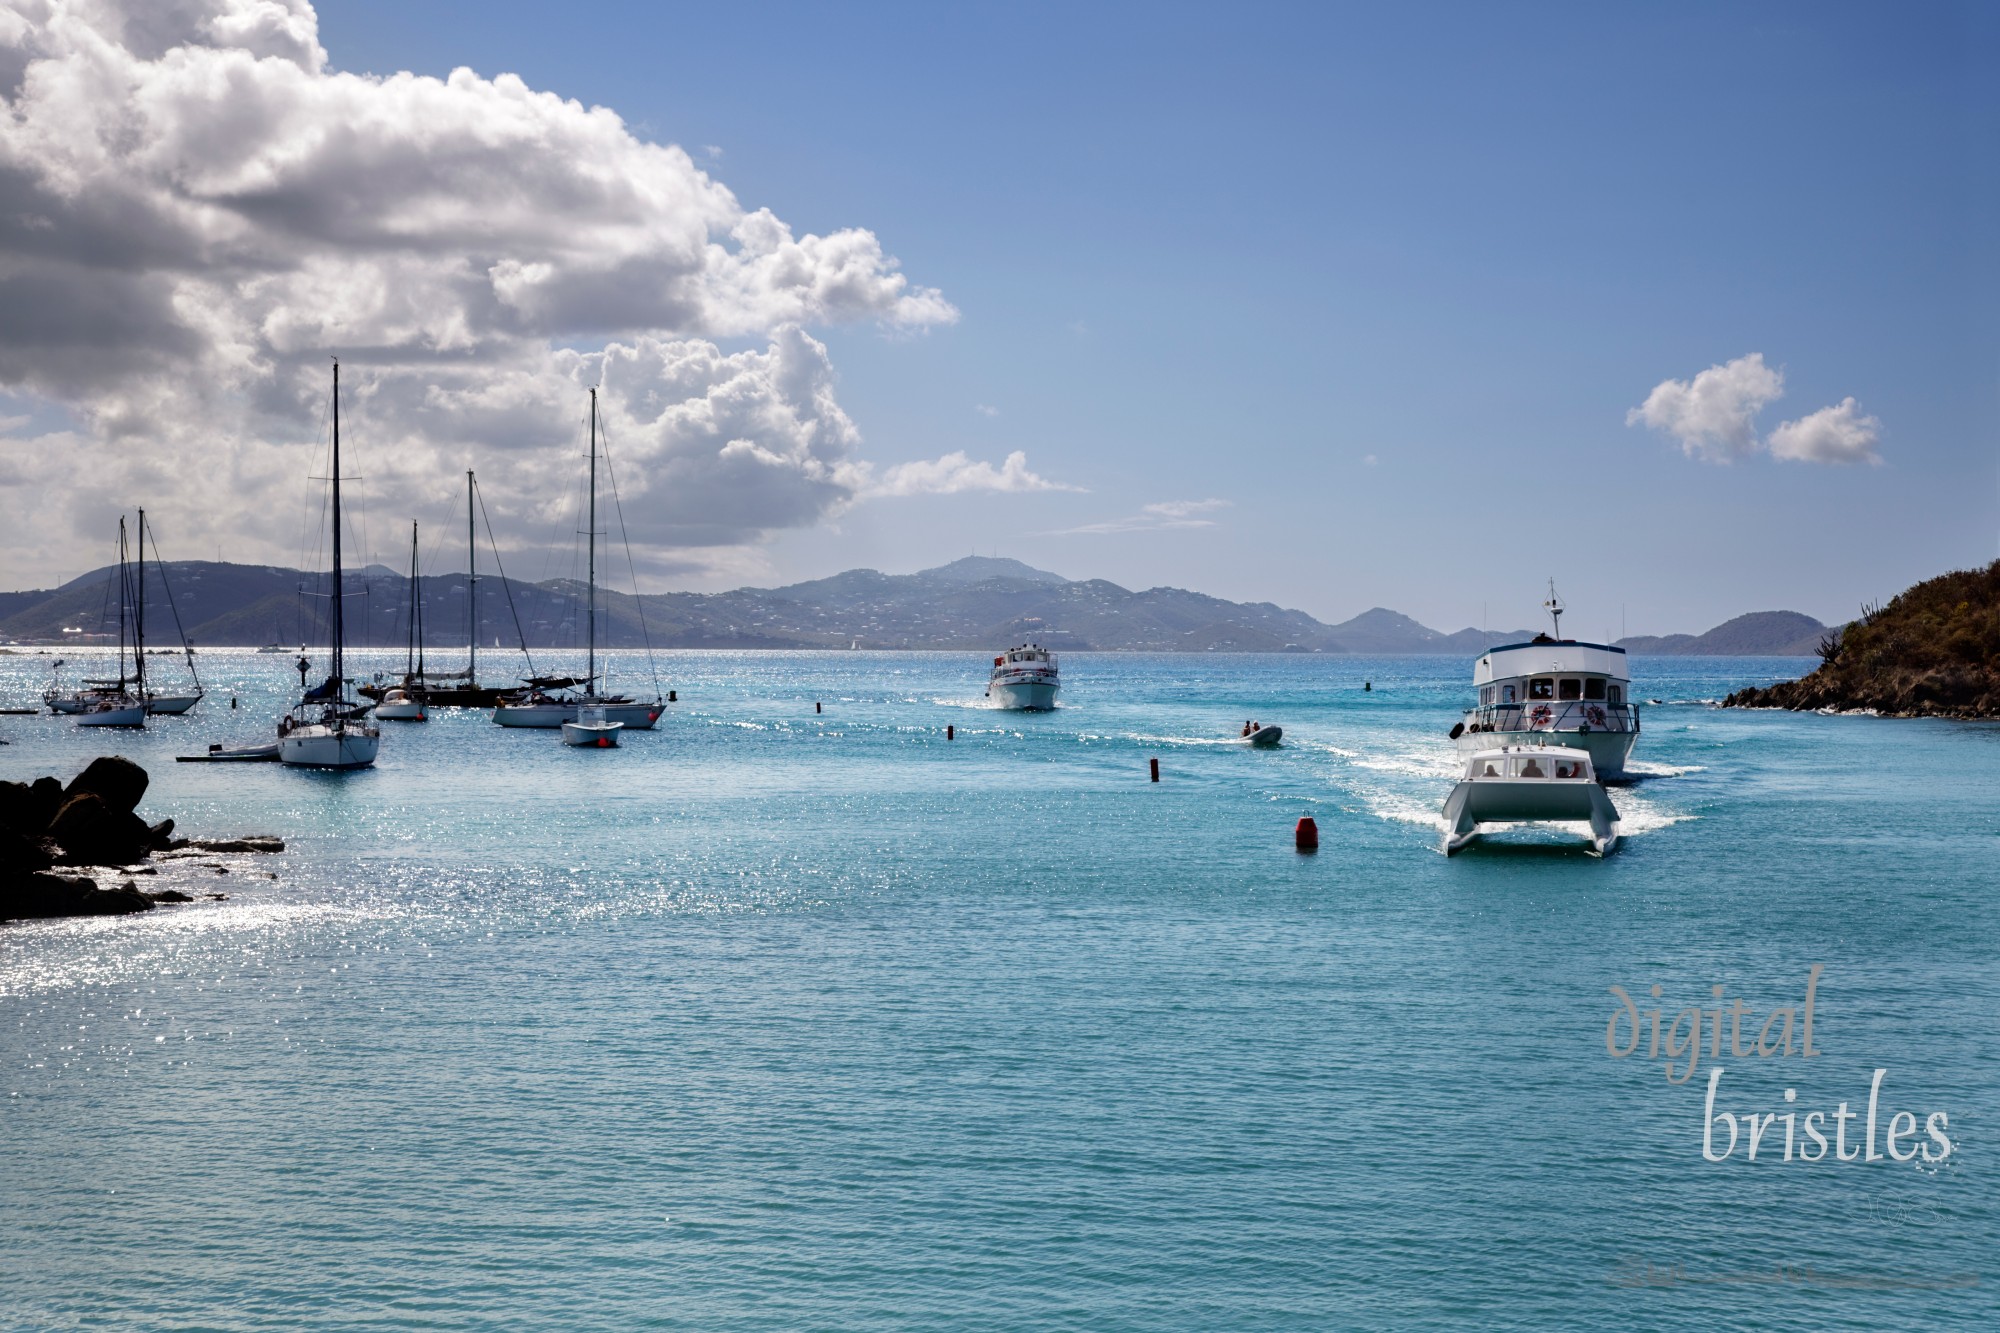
[145, 889, 194, 903]
[0, 777, 64, 836]
[1, 827, 56, 874]
[64, 756, 149, 817]
[48, 794, 151, 868]
[146, 818, 176, 849]
[0, 871, 155, 921]
[185, 837, 285, 853]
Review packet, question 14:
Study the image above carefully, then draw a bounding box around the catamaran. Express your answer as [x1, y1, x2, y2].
[277, 360, 380, 770]
[493, 387, 665, 730]
[1450, 581, 1640, 780]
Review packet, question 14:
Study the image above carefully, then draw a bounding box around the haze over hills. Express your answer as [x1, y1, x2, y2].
[0, 556, 1825, 656]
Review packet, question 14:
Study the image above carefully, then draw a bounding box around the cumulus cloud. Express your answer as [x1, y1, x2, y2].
[0, 0, 1013, 587]
[1048, 498, 1230, 535]
[865, 449, 1074, 498]
[1626, 353, 1784, 462]
[1768, 397, 1882, 465]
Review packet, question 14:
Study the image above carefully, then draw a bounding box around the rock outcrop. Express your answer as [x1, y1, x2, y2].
[1723, 561, 2000, 718]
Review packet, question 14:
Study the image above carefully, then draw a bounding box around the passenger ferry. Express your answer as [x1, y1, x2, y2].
[987, 645, 1060, 710]
[1451, 584, 1639, 780]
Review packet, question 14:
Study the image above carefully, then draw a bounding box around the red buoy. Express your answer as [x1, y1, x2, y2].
[1295, 816, 1319, 851]
[598, 736, 612, 748]
[1150, 757, 1160, 783]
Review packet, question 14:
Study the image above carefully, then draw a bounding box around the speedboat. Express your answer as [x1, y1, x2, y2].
[1451, 581, 1640, 780]
[1441, 745, 1621, 856]
[562, 706, 623, 747]
[373, 686, 427, 721]
[987, 645, 1059, 710]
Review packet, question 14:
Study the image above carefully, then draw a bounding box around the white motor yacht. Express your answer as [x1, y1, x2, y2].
[987, 645, 1060, 710]
[1441, 744, 1622, 856]
[1452, 582, 1639, 780]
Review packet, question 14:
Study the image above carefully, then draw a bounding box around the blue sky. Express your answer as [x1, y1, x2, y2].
[4, 2, 1995, 634]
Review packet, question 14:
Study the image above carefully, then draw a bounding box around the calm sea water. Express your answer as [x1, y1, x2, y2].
[2, 649, 1995, 1330]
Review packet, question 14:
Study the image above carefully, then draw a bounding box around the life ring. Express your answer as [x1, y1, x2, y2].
[1586, 704, 1607, 727]
[1529, 704, 1554, 728]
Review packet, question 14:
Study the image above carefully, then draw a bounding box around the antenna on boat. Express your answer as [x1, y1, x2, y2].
[1544, 579, 1565, 640]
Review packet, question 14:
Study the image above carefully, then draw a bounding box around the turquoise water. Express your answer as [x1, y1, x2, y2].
[2, 650, 1995, 1329]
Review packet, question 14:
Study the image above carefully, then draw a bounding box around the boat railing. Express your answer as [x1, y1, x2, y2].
[1462, 700, 1640, 734]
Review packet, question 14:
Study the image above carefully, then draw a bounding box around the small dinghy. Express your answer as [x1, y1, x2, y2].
[374, 686, 426, 721]
[1239, 723, 1283, 747]
[1441, 745, 1621, 856]
[177, 742, 282, 763]
[562, 706, 623, 748]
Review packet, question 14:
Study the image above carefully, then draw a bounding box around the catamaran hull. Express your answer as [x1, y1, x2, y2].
[77, 706, 146, 728]
[145, 694, 202, 715]
[280, 727, 380, 769]
[1453, 726, 1636, 780]
[1441, 776, 1621, 856]
[989, 680, 1059, 711]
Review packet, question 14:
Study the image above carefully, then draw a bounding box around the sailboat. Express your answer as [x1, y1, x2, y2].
[278, 360, 381, 769]
[374, 522, 428, 721]
[493, 387, 664, 730]
[135, 508, 205, 714]
[75, 518, 147, 728]
[358, 469, 512, 708]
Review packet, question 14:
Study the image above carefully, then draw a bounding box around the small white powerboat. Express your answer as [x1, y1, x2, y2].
[1441, 745, 1621, 856]
[77, 695, 146, 728]
[373, 686, 427, 721]
[562, 706, 623, 748]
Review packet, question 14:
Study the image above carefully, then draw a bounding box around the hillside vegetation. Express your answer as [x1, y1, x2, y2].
[1723, 561, 2000, 718]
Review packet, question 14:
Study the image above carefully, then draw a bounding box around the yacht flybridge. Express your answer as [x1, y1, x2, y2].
[986, 644, 1060, 710]
[1451, 582, 1639, 780]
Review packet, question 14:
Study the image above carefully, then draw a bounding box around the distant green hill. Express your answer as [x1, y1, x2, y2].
[1724, 561, 2000, 717]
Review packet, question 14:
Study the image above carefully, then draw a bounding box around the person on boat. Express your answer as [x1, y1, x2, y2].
[1241, 721, 1253, 737]
[1520, 758, 1545, 778]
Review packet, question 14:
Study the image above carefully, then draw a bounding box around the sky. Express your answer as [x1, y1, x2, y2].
[0, 0, 1994, 635]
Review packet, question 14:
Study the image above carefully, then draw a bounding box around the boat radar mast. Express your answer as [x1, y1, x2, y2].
[1544, 579, 1565, 640]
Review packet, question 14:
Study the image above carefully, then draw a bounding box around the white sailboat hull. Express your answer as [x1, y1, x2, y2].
[588, 700, 660, 729]
[492, 702, 576, 728]
[279, 725, 380, 769]
[145, 693, 203, 715]
[47, 696, 92, 715]
[77, 704, 146, 728]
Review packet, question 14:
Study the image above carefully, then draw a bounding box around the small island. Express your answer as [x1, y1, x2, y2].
[1723, 560, 2000, 718]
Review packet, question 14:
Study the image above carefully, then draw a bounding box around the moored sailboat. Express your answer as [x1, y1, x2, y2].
[278, 360, 380, 770]
[373, 523, 428, 721]
[135, 508, 205, 715]
[73, 520, 146, 728]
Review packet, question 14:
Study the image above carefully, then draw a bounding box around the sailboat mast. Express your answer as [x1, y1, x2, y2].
[406, 521, 420, 677]
[330, 360, 345, 700]
[132, 510, 146, 695]
[116, 517, 131, 693]
[467, 469, 477, 684]
[587, 388, 598, 692]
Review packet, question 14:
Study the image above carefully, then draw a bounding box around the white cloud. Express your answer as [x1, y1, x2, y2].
[1626, 353, 1784, 462]
[974, 403, 999, 417]
[865, 449, 1074, 498]
[1768, 397, 1883, 465]
[0, 0, 973, 586]
[1048, 498, 1230, 535]
[1361, 453, 1378, 466]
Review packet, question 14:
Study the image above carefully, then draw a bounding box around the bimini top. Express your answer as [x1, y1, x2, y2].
[1474, 638, 1629, 686]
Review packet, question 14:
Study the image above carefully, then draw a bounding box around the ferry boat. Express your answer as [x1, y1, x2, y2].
[1441, 744, 1622, 856]
[987, 644, 1059, 710]
[1451, 583, 1639, 780]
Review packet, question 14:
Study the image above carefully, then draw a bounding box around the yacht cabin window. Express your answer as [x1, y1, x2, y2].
[1514, 757, 1546, 778]
[1607, 685, 1623, 705]
[1558, 678, 1582, 701]
[1480, 686, 1496, 705]
[1528, 678, 1555, 701]
[1501, 685, 1517, 704]
[1584, 679, 1606, 701]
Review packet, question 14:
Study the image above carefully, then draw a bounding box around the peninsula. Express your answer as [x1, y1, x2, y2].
[1723, 561, 2000, 718]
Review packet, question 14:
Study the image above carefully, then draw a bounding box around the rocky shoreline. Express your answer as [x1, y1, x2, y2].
[1, 756, 283, 923]
[1722, 561, 1999, 720]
